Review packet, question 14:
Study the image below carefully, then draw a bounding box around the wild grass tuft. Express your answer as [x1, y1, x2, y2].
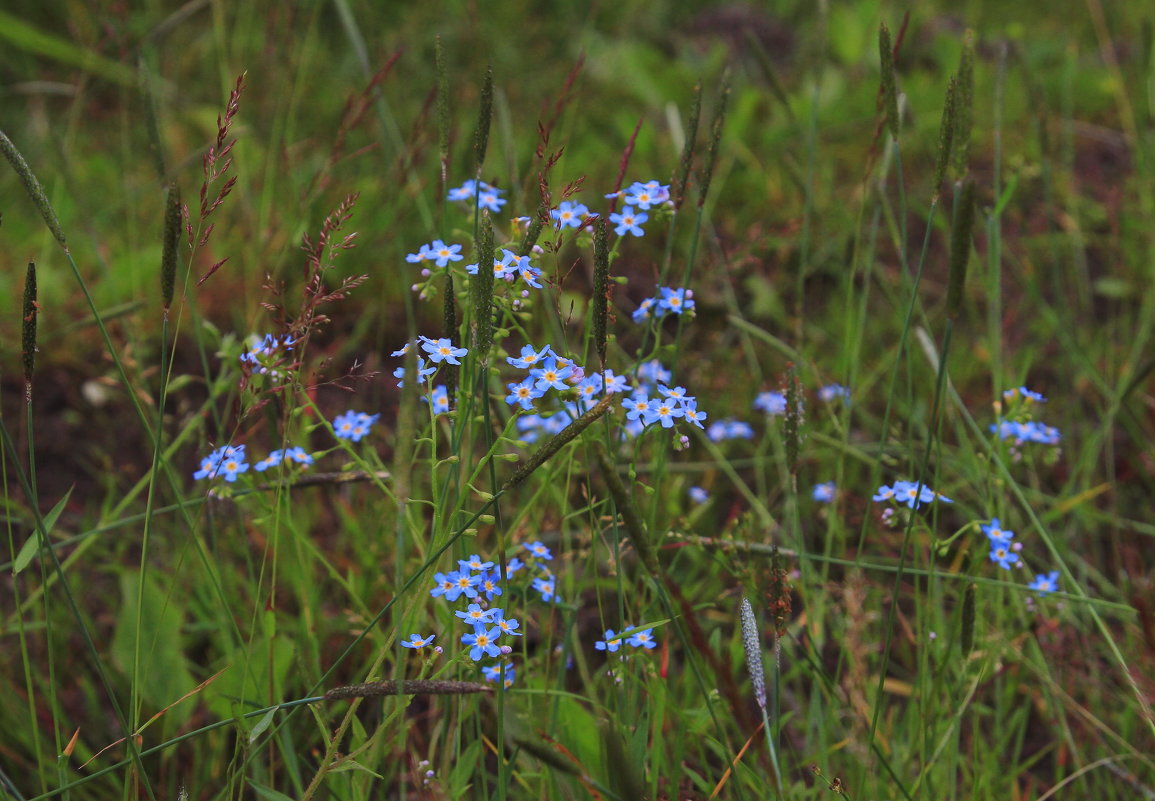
[2, 5, 1153, 801]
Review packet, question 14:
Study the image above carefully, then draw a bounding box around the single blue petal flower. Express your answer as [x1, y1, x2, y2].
[595, 629, 624, 652]
[401, 633, 436, 649]
[812, 482, 836, 503]
[1029, 571, 1060, 595]
[625, 628, 657, 649]
[609, 205, 647, 237]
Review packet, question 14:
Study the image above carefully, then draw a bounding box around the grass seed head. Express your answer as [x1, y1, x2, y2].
[932, 77, 957, 202]
[952, 31, 975, 180]
[0, 130, 66, 247]
[161, 181, 181, 312]
[740, 597, 767, 709]
[22, 262, 38, 395]
[879, 22, 900, 140]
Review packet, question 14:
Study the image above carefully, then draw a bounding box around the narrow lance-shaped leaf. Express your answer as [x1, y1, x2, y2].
[602, 720, 646, 801]
[13, 488, 73, 574]
[508, 734, 582, 777]
[960, 582, 977, 657]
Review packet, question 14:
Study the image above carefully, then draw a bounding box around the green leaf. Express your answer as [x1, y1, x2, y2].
[448, 739, 482, 797]
[992, 173, 1019, 216]
[109, 572, 197, 727]
[550, 695, 603, 770]
[329, 760, 384, 778]
[206, 635, 296, 720]
[246, 780, 297, 801]
[248, 708, 278, 745]
[13, 486, 73, 574]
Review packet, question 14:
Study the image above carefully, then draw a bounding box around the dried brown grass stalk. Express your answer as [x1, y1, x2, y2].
[195, 72, 246, 286]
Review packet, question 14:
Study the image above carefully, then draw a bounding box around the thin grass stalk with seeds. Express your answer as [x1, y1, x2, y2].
[0, 130, 66, 248]
[879, 23, 900, 142]
[136, 179, 192, 757]
[18, 260, 55, 790]
[856, 49, 970, 790]
[662, 77, 729, 387]
[230, 493, 506, 786]
[21, 263, 37, 401]
[865, 174, 976, 788]
[670, 80, 701, 211]
[740, 597, 782, 797]
[0, 136, 181, 795]
[160, 182, 181, 314]
[503, 395, 614, 494]
[6, 100, 261, 795]
[137, 54, 167, 183]
[653, 79, 702, 290]
[850, 57, 956, 564]
[194, 72, 245, 286]
[593, 446, 751, 800]
[952, 31, 975, 181]
[932, 78, 957, 203]
[471, 215, 496, 363]
[592, 216, 610, 371]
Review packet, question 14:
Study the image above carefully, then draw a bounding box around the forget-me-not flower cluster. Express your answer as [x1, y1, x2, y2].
[982, 518, 1020, 570]
[632, 286, 696, 323]
[614, 360, 709, 439]
[254, 447, 314, 472]
[594, 626, 658, 653]
[990, 386, 1060, 446]
[193, 445, 250, 482]
[334, 410, 380, 442]
[550, 200, 591, 230]
[465, 248, 544, 290]
[419, 543, 574, 683]
[448, 179, 506, 212]
[873, 480, 953, 509]
[406, 239, 465, 268]
[239, 333, 296, 370]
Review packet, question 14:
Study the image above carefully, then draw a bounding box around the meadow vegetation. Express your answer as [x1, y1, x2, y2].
[2, 2, 1154, 799]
